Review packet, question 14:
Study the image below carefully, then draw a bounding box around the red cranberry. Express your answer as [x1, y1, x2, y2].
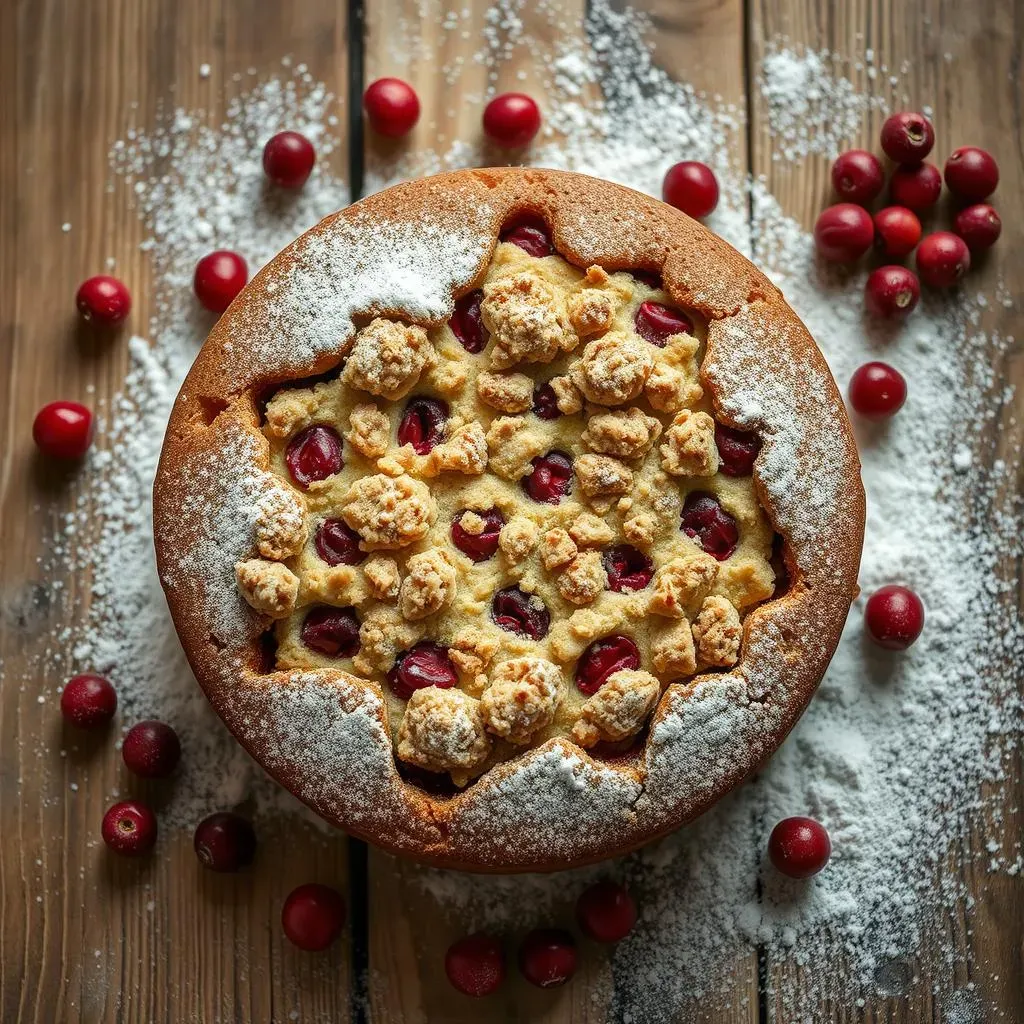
[500, 218, 553, 257]
[873, 206, 922, 259]
[491, 586, 551, 641]
[529, 383, 561, 421]
[33, 401, 94, 459]
[193, 812, 256, 872]
[768, 817, 831, 878]
[714, 424, 761, 477]
[575, 635, 640, 696]
[864, 585, 925, 650]
[75, 275, 131, 325]
[518, 929, 577, 988]
[830, 150, 884, 205]
[193, 250, 248, 313]
[662, 161, 719, 219]
[262, 130, 316, 188]
[483, 93, 541, 148]
[813, 203, 874, 263]
[680, 492, 738, 560]
[576, 881, 637, 942]
[363, 77, 420, 137]
[449, 290, 488, 353]
[864, 265, 920, 318]
[315, 518, 366, 566]
[944, 146, 999, 201]
[602, 545, 654, 593]
[282, 883, 347, 951]
[301, 606, 361, 658]
[122, 720, 181, 778]
[387, 642, 458, 699]
[880, 112, 935, 164]
[397, 396, 448, 454]
[60, 673, 117, 729]
[848, 362, 907, 419]
[102, 800, 157, 856]
[285, 424, 343, 488]
[445, 934, 505, 997]
[634, 300, 693, 347]
[953, 203, 1001, 251]
[916, 232, 970, 288]
[522, 450, 573, 505]
[451, 508, 504, 562]
[889, 163, 942, 211]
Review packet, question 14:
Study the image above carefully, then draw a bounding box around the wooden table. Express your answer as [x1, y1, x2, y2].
[2, 0, 1021, 1021]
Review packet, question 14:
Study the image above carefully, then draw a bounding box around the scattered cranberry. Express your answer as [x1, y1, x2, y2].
[768, 817, 831, 879]
[518, 929, 577, 988]
[714, 424, 761, 477]
[102, 800, 157, 856]
[872, 206, 922, 259]
[500, 218, 553, 257]
[32, 401, 94, 459]
[363, 77, 420, 137]
[193, 250, 248, 313]
[193, 812, 256, 872]
[953, 203, 1001, 251]
[576, 881, 637, 943]
[75, 275, 131, 325]
[445, 934, 505, 997]
[880, 112, 935, 164]
[397, 396, 449, 454]
[314, 518, 366, 566]
[680, 492, 738, 560]
[888, 163, 942, 211]
[944, 146, 999, 201]
[830, 150, 884, 205]
[60, 673, 117, 729]
[451, 508, 504, 562]
[662, 161, 719, 219]
[491, 586, 550, 641]
[848, 362, 907, 419]
[387, 642, 458, 699]
[575, 635, 640, 696]
[285, 424, 344, 488]
[122, 720, 181, 778]
[532, 382, 562, 420]
[634, 300, 693, 347]
[864, 265, 920, 318]
[864, 585, 925, 650]
[813, 203, 874, 263]
[262, 130, 316, 188]
[449, 290, 488, 353]
[522, 450, 573, 504]
[282, 883, 347, 951]
[916, 231, 970, 288]
[602, 545, 654, 593]
[301, 606, 361, 658]
[482, 93, 541, 148]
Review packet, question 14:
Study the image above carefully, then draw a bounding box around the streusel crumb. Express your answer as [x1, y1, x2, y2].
[581, 407, 663, 459]
[254, 485, 307, 560]
[660, 409, 720, 477]
[648, 552, 719, 617]
[575, 453, 634, 498]
[354, 605, 423, 675]
[549, 375, 584, 414]
[557, 551, 608, 605]
[566, 289, 614, 338]
[263, 385, 323, 439]
[485, 416, 547, 480]
[397, 688, 492, 776]
[570, 331, 654, 406]
[457, 510, 486, 536]
[476, 371, 534, 413]
[499, 515, 539, 563]
[340, 473, 435, 550]
[428, 422, 488, 476]
[571, 669, 661, 747]
[342, 318, 437, 400]
[569, 512, 615, 548]
[363, 555, 400, 601]
[399, 549, 457, 621]
[482, 272, 577, 369]
[451, 630, 501, 695]
[234, 559, 299, 618]
[623, 511, 658, 548]
[692, 596, 743, 667]
[651, 620, 697, 677]
[644, 334, 703, 412]
[480, 657, 562, 744]
[540, 528, 578, 571]
[346, 403, 391, 459]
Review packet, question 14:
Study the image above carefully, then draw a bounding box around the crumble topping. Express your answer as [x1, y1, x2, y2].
[571, 669, 661, 748]
[499, 515, 539, 563]
[660, 409, 720, 477]
[556, 550, 608, 606]
[340, 473, 436, 550]
[540, 528, 578, 571]
[397, 688, 492, 777]
[692, 595, 743, 668]
[648, 552, 719, 617]
[342, 318, 437, 400]
[253, 484, 308, 560]
[582, 407, 663, 459]
[481, 272, 578, 369]
[235, 559, 300, 618]
[480, 657, 563, 744]
[398, 549, 457, 620]
[476, 371, 534, 413]
[346, 403, 391, 459]
[363, 555, 401, 601]
[570, 332, 654, 405]
[575, 454, 634, 498]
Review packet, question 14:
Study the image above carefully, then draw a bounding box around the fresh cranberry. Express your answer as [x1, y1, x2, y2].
[482, 93, 541, 148]
[122, 720, 181, 778]
[864, 265, 920, 318]
[193, 812, 256, 872]
[662, 161, 719, 219]
[813, 203, 874, 263]
[282, 883, 347, 951]
[262, 130, 316, 188]
[830, 150, 884, 205]
[680, 492, 738, 560]
[445, 934, 505, 997]
[33, 401, 94, 459]
[315, 518, 366, 566]
[363, 77, 420, 137]
[864, 585, 925, 650]
[768, 817, 831, 878]
[953, 203, 1001, 251]
[193, 250, 248, 313]
[500, 218, 553, 257]
[449, 290, 488, 353]
[491, 587, 551, 641]
[301, 606, 361, 658]
[575, 635, 640, 696]
[532, 382, 562, 420]
[60, 674, 117, 729]
[872, 206, 922, 259]
[451, 508, 504, 562]
[880, 112, 935, 164]
[75, 275, 131, 325]
[916, 232, 970, 288]
[944, 146, 999, 201]
[602, 545, 654, 593]
[397, 397, 448, 454]
[522, 450, 573, 504]
[888, 163, 942, 211]
[388, 642, 458, 699]
[102, 800, 157, 856]
[518, 929, 577, 988]
[634, 300, 693, 347]
[714, 424, 761, 476]
[285, 424, 343, 488]
[848, 362, 907, 419]
[576, 881, 637, 942]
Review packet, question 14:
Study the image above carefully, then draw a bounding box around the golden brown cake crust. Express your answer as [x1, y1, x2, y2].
[153, 168, 865, 872]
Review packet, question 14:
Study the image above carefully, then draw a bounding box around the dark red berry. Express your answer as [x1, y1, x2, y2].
[873, 206, 922, 259]
[518, 929, 577, 988]
[916, 232, 970, 288]
[60, 674, 117, 729]
[102, 800, 157, 856]
[449, 290, 488, 353]
[864, 265, 920, 318]
[864, 585, 925, 650]
[576, 881, 637, 942]
[953, 203, 1001, 251]
[632, 269, 663, 289]
[483, 93, 541, 148]
[387, 642, 458, 699]
[314, 518, 365, 566]
[122, 720, 181, 778]
[768, 817, 831, 879]
[75, 275, 131, 325]
[193, 812, 256, 872]
[522, 450, 572, 504]
[33, 401, 94, 459]
[889, 163, 942, 212]
[714, 424, 761, 477]
[282, 883, 347, 951]
[880, 112, 935, 164]
[500, 218, 553, 257]
[397, 396, 448, 454]
[813, 204, 875, 263]
[491, 586, 550, 641]
[634, 301, 692, 347]
[830, 150, 884, 205]
[662, 161, 719, 219]
[944, 147, 999, 201]
[445, 934, 505, 997]
[301, 606, 361, 658]
[602, 545, 654, 593]
[532, 382, 562, 420]
[193, 250, 248, 313]
[575, 635, 640, 696]
[363, 78, 420, 137]
[262, 130, 316, 188]
[848, 362, 907, 419]
[451, 508, 504, 562]
[680, 492, 738, 560]
[285, 424, 344, 488]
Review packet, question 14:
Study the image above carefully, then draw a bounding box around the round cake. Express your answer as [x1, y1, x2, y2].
[153, 168, 865, 871]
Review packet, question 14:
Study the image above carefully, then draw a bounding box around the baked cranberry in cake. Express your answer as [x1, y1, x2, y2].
[714, 424, 761, 477]
[522, 450, 572, 504]
[499, 218, 553, 257]
[633, 300, 692, 347]
[449, 290, 488, 353]
[531, 382, 562, 420]
[285, 425, 343, 488]
[491, 586, 550, 640]
[602, 544, 654, 593]
[681, 492, 739, 560]
[300, 606, 360, 658]
[451, 508, 504, 562]
[575, 635, 640, 695]
[397, 396, 448, 454]
[315, 518, 367, 566]
[388, 642, 458, 699]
